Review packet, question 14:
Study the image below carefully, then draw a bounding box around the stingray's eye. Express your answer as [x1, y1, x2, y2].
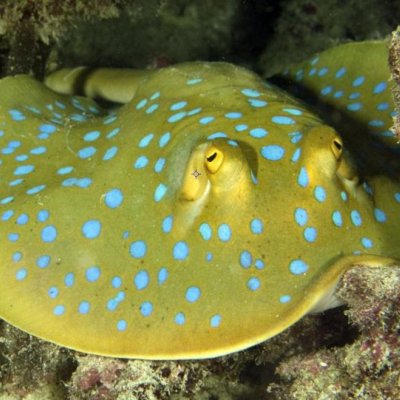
[205, 145, 224, 173]
[331, 137, 343, 160]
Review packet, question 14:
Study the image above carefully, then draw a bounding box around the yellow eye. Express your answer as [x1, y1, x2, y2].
[331, 137, 343, 160]
[205, 146, 224, 173]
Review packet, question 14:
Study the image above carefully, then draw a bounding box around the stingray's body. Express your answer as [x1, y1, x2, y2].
[0, 41, 399, 359]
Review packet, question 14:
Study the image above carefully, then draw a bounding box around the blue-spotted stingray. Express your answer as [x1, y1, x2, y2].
[0, 40, 399, 360]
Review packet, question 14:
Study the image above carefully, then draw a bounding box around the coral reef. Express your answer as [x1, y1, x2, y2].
[389, 26, 400, 140]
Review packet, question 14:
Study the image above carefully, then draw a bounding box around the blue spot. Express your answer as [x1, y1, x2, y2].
[134, 155, 149, 169]
[30, 146, 47, 155]
[130, 241, 147, 258]
[112, 276, 122, 288]
[154, 158, 166, 173]
[83, 130, 100, 142]
[186, 78, 202, 85]
[103, 146, 118, 160]
[199, 116, 215, 125]
[199, 223, 212, 240]
[225, 112, 242, 119]
[12, 251, 22, 262]
[304, 227, 317, 242]
[235, 124, 248, 132]
[14, 165, 34, 176]
[78, 146, 96, 159]
[107, 127, 120, 139]
[168, 111, 186, 123]
[255, 259, 265, 269]
[341, 191, 348, 201]
[0, 196, 14, 205]
[39, 124, 56, 134]
[349, 92, 360, 99]
[210, 315, 221, 328]
[9, 109, 26, 121]
[321, 86, 333, 96]
[156, 133, 170, 149]
[104, 188, 123, 208]
[280, 295, 292, 304]
[150, 91, 160, 100]
[162, 215, 173, 233]
[361, 237, 373, 248]
[37, 209, 49, 222]
[337, 92, 356, 106]
[394, 192, 400, 202]
[314, 186, 326, 202]
[41, 225, 57, 242]
[16, 213, 29, 225]
[373, 82, 387, 94]
[249, 128, 268, 138]
[9, 179, 23, 187]
[309, 68, 316, 76]
[140, 301, 153, 316]
[291, 148, 301, 162]
[16, 268, 27, 281]
[289, 132, 302, 143]
[138, 133, 154, 148]
[175, 312, 185, 325]
[368, 120, 385, 127]
[248, 99, 267, 107]
[207, 132, 227, 140]
[82, 220, 102, 239]
[332, 210, 343, 227]
[228, 140, 238, 147]
[64, 272, 75, 287]
[247, 277, 260, 291]
[170, 101, 187, 111]
[283, 108, 303, 115]
[347, 103, 362, 112]
[36, 255, 51, 268]
[8, 233, 19, 242]
[271, 116, 295, 125]
[294, 208, 308, 226]
[154, 183, 168, 202]
[218, 224, 232, 242]
[48, 286, 59, 298]
[53, 305, 65, 316]
[173, 241, 189, 260]
[107, 291, 125, 311]
[261, 145, 285, 161]
[57, 166, 73, 175]
[335, 67, 346, 78]
[62, 177, 92, 188]
[297, 167, 309, 187]
[350, 210, 362, 226]
[158, 268, 169, 285]
[185, 286, 201, 303]
[352, 76, 365, 87]
[15, 154, 29, 161]
[146, 104, 159, 114]
[206, 252, 213, 262]
[374, 208, 387, 223]
[103, 115, 117, 124]
[241, 88, 260, 97]
[136, 99, 147, 109]
[117, 320, 127, 331]
[86, 266, 101, 282]
[2, 210, 14, 221]
[240, 250, 252, 268]
[134, 270, 149, 290]
[26, 184, 46, 195]
[377, 102, 389, 111]
[318, 67, 328, 76]
[250, 219, 263, 234]
[289, 259, 308, 275]
[78, 301, 90, 314]
[310, 56, 319, 65]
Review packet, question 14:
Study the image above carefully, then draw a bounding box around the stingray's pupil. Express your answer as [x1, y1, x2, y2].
[333, 139, 342, 151]
[206, 152, 218, 162]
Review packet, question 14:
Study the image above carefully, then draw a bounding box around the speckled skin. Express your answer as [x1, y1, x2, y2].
[0, 41, 399, 360]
